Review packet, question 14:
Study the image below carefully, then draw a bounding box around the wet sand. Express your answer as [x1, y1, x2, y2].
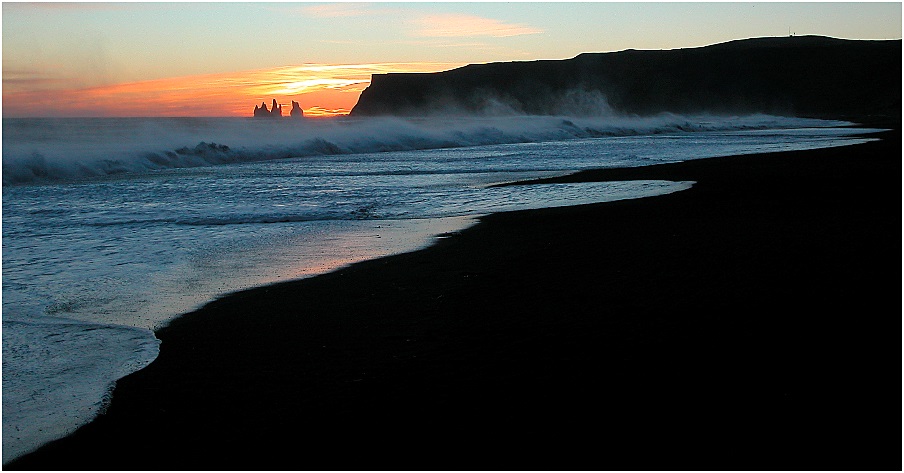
[7, 127, 901, 471]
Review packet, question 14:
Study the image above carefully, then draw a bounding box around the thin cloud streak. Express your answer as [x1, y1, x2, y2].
[299, 3, 375, 18]
[3, 63, 464, 118]
[413, 14, 543, 38]
[2, 69, 71, 91]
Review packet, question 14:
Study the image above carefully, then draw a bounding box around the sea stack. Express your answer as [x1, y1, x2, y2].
[290, 101, 304, 117]
[253, 101, 269, 117]
[253, 100, 284, 118]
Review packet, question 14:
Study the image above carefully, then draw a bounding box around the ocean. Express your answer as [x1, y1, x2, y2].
[1, 113, 880, 463]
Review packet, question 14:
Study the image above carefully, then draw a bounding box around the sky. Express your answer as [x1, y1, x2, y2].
[2, 1, 901, 117]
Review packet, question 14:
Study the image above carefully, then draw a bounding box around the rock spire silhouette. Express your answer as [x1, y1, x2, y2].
[253, 99, 285, 118]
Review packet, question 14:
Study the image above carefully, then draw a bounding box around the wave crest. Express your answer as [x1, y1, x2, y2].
[2, 114, 851, 185]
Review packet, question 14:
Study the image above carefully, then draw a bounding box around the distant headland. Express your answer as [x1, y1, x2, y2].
[350, 35, 901, 120]
[253, 99, 304, 118]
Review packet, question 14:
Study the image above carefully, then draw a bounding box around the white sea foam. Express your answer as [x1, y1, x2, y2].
[2, 318, 159, 464]
[2, 114, 853, 185]
[1, 115, 880, 464]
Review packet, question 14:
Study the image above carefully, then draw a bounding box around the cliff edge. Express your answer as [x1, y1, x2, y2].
[350, 36, 901, 120]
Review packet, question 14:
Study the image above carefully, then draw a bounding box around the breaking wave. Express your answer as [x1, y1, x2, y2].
[2, 114, 852, 185]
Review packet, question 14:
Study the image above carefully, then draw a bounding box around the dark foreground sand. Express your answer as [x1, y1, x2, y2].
[7, 127, 901, 471]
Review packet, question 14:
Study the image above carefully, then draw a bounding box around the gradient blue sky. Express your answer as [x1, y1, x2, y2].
[3, 2, 901, 116]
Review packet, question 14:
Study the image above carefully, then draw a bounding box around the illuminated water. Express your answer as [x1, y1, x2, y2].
[1, 113, 879, 463]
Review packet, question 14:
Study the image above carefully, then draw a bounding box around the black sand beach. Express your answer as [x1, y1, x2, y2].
[7, 126, 901, 470]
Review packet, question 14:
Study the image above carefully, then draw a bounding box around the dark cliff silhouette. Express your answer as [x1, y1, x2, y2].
[290, 100, 304, 117]
[350, 36, 901, 120]
[253, 102, 268, 117]
[253, 99, 283, 118]
[253, 99, 305, 118]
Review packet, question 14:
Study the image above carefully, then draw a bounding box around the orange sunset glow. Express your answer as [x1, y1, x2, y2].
[2, 63, 463, 118]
